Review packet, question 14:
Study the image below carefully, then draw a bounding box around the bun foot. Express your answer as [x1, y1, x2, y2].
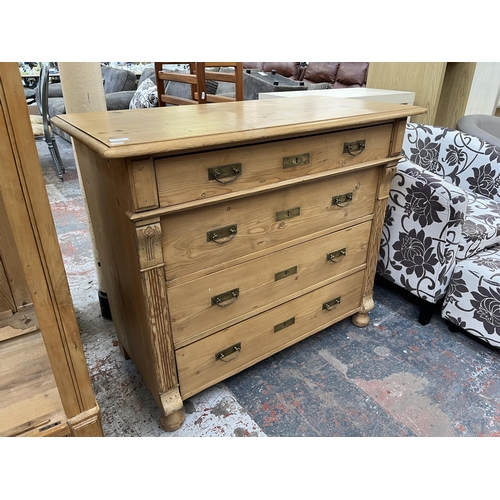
[160, 409, 185, 431]
[352, 312, 370, 327]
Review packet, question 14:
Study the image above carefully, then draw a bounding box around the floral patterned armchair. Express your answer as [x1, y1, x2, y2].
[377, 122, 500, 325]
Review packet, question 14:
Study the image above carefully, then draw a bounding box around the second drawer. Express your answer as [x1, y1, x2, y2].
[168, 221, 371, 347]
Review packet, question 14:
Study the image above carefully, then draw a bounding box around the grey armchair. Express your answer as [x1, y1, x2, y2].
[457, 114, 500, 148]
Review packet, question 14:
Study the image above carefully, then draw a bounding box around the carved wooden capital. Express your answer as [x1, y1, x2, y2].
[377, 162, 399, 201]
[136, 222, 164, 271]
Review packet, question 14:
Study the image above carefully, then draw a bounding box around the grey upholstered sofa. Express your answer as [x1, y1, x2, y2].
[47, 65, 142, 141]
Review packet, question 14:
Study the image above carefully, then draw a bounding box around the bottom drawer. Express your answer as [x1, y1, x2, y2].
[176, 270, 364, 399]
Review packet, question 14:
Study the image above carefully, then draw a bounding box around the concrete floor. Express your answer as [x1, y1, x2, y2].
[38, 134, 500, 438]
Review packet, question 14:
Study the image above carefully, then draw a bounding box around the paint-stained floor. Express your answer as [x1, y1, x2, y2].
[38, 135, 500, 437]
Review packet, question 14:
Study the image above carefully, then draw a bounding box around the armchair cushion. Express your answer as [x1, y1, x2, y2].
[457, 193, 500, 259]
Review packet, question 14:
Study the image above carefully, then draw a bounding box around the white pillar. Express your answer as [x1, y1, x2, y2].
[58, 62, 111, 319]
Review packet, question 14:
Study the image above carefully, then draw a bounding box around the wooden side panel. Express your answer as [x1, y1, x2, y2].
[367, 62, 447, 125]
[0, 62, 102, 435]
[0, 257, 15, 315]
[434, 62, 476, 129]
[73, 143, 179, 403]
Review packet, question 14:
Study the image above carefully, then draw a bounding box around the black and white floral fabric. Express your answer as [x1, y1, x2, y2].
[377, 122, 500, 344]
[442, 245, 500, 346]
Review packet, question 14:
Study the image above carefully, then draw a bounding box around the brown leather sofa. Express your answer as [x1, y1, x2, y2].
[243, 62, 369, 88]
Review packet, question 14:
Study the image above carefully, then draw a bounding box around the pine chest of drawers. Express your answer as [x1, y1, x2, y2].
[53, 96, 425, 430]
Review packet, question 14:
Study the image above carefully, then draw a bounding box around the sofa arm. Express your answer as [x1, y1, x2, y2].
[377, 159, 468, 303]
[105, 90, 136, 110]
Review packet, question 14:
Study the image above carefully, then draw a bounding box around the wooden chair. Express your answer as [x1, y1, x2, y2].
[155, 62, 243, 106]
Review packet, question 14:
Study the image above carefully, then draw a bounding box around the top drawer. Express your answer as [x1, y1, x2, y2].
[155, 124, 393, 207]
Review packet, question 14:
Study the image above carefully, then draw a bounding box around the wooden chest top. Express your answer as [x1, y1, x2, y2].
[51, 96, 426, 159]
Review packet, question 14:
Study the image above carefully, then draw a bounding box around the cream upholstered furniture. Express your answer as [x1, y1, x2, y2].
[52, 96, 423, 431]
[259, 87, 415, 104]
[377, 122, 500, 343]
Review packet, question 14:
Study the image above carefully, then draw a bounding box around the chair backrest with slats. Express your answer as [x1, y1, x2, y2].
[155, 62, 243, 106]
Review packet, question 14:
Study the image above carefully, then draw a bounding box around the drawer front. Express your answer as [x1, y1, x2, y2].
[169, 221, 371, 347]
[161, 167, 378, 280]
[176, 270, 364, 399]
[155, 124, 392, 206]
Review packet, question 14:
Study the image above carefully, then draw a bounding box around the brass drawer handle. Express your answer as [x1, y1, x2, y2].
[332, 192, 353, 208]
[215, 342, 241, 362]
[208, 163, 242, 184]
[283, 153, 310, 168]
[211, 288, 240, 307]
[343, 140, 366, 156]
[323, 297, 341, 311]
[207, 224, 237, 244]
[327, 248, 346, 263]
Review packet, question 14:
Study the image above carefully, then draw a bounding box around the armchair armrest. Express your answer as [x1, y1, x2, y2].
[377, 159, 468, 303]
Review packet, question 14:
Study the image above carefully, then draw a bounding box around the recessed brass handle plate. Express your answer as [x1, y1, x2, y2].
[283, 153, 310, 168]
[332, 192, 353, 207]
[208, 163, 242, 184]
[343, 140, 365, 156]
[275, 266, 298, 281]
[215, 342, 241, 362]
[323, 297, 341, 311]
[276, 206, 301, 222]
[211, 288, 240, 307]
[207, 224, 237, 244]
[274, 317, 295, 333]
[327, 248, 347, 263]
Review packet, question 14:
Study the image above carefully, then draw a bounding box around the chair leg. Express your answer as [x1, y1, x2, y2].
[46, 138, 64, 180]
[418, 298, 443, 326]
[51, 137, 64, 171]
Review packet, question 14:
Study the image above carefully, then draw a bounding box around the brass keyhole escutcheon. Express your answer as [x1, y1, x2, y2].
[276, 206, 300, 222]
[283, 153, 310, 168]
